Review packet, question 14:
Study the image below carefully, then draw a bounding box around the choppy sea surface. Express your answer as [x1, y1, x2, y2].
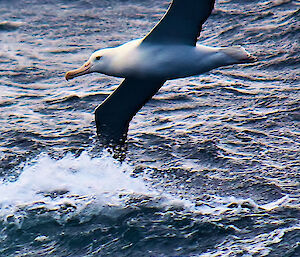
[0, 0, 299, 256]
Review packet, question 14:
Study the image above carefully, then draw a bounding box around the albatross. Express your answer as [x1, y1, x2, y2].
[65, 0, 255, 144]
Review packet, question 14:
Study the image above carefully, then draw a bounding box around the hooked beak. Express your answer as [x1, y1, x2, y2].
[65, 61, 91, 81]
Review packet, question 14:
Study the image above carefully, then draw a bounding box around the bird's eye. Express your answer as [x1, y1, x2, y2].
[95, 56, 101, 60]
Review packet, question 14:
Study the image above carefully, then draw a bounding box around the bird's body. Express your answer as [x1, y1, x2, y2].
[65, 0, 256, 144]
[85, 39, 252, 80]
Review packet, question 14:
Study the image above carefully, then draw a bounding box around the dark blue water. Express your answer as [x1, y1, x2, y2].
[0, 0, 299, 256]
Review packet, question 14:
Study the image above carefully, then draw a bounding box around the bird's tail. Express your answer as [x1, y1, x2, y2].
[221, 46, 257, 64]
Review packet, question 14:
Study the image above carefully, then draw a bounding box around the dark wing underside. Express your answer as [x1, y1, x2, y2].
[142, 0, 215, 46]
[95, 78, 166, 144]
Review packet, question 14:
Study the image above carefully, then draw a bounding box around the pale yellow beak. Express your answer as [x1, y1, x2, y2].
[65, 61, 91, 81]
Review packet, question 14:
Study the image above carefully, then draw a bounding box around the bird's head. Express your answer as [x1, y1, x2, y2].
[65, 49, 109, 81]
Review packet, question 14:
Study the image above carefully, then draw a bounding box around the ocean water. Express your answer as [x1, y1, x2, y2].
[0, 0, 299, 256]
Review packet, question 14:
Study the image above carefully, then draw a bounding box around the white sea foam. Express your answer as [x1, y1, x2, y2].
[0, 150, 296, 229]
[200, 224, 300, 257]
[0, 151, 151, 225]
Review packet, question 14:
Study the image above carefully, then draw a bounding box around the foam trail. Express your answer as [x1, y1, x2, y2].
[0, 151, 295, 228]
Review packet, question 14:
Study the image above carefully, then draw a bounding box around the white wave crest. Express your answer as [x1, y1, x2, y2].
[0, 151, 150, 225]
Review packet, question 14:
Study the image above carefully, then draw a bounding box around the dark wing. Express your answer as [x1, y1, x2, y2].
[95, 78, 166, 144]
[142, 0, 215, 46]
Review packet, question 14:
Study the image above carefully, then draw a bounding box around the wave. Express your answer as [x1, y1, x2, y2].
[0, 151, 298, 256]
[1, 151, 297, 224]
[0, 151, 149, 225]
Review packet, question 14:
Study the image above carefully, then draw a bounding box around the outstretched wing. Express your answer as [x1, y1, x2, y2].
[142, 0, 215, 46]
[95, 78, 166, 144]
